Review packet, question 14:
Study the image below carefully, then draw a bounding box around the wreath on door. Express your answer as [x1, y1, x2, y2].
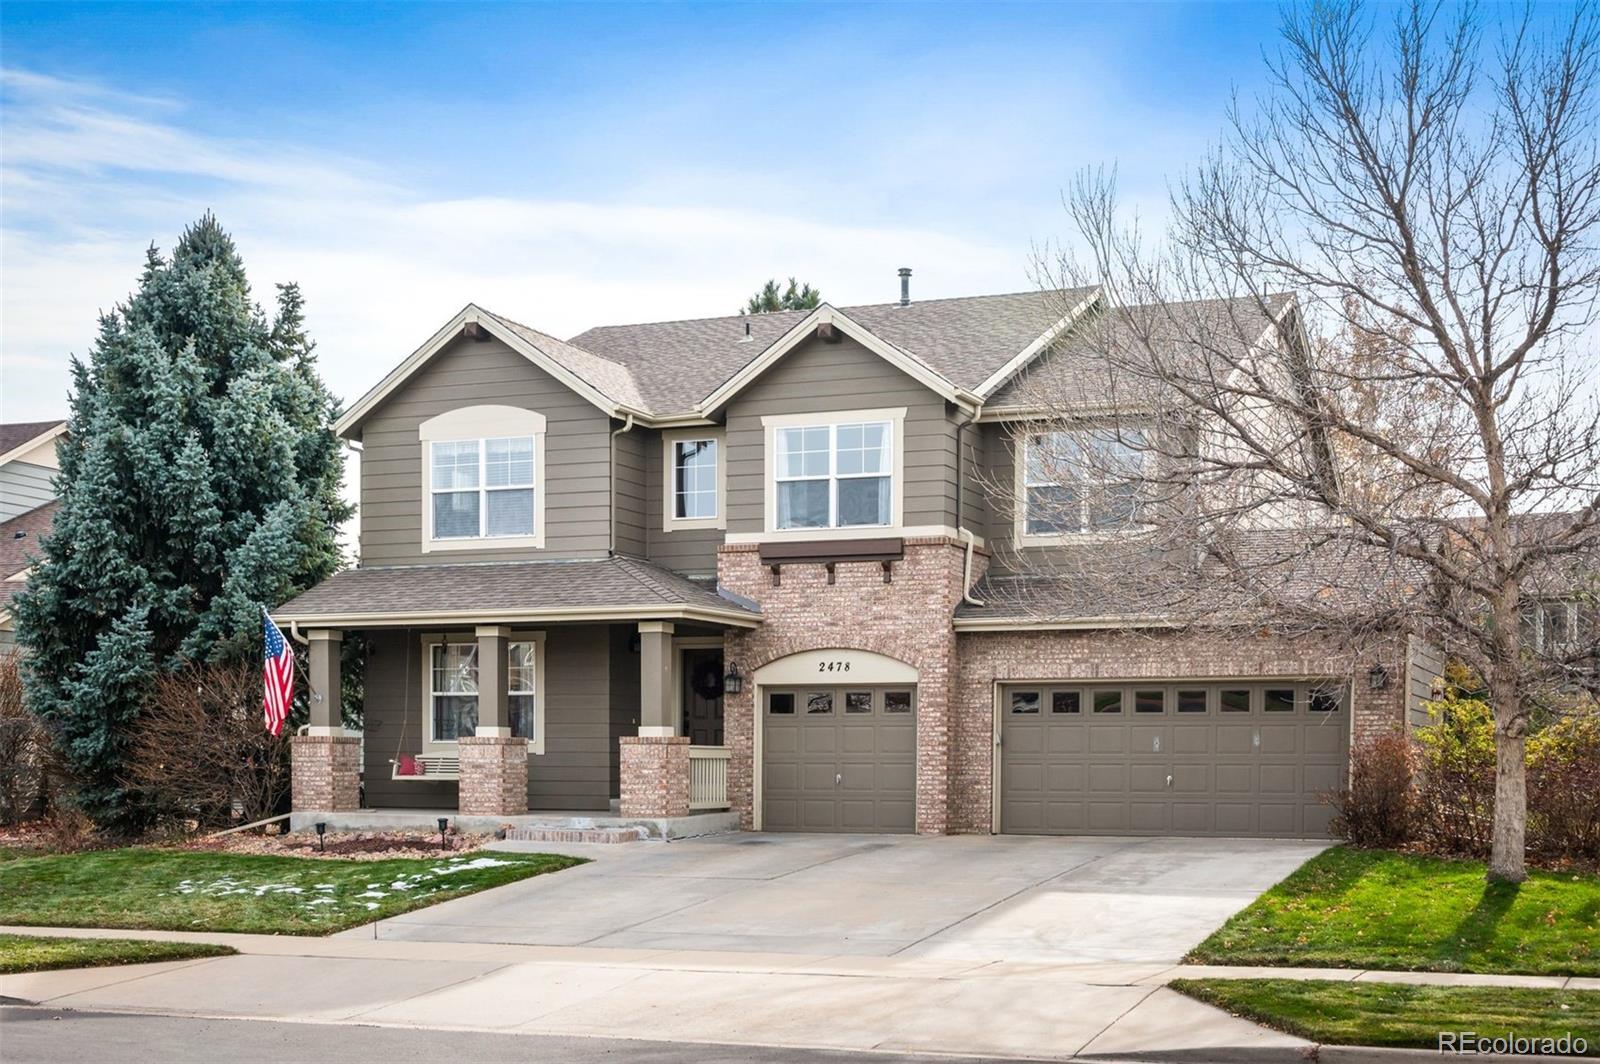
[689, 657, 725, 701]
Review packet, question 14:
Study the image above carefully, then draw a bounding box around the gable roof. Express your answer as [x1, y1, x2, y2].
[570, 287, 1102, 416]
[336, 288, 1104, 436]
[0, 420, 66, 465]
[984, 293, 1295, 412]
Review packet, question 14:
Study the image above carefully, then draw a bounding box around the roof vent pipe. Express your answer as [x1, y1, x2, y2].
[898, 267, 912, 307]
[739, 321, 753, 343]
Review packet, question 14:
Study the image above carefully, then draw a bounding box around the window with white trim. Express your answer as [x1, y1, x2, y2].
[775, 420, 893, 529]
[430, 436, 536, 539]
[428, 639, 540, 743]
[673, 438, 718, 520]
[1023, 427, 1149, 536]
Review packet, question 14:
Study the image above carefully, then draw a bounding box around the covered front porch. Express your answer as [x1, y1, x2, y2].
[272, 557, 760, 823]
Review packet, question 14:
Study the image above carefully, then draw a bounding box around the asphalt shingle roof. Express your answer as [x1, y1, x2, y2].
[985, 294, 1293, 410]
[274, 556, 758, 621]
[565, 287, 1100, 415]
[0, 421, 65, 458]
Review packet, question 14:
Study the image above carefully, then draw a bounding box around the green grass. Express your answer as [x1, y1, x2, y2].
[0, 933, 236, 975]
[1172, 979, 1600, 1055]
[0, 847, 584, 935]
[1188, 847, 1600, 976]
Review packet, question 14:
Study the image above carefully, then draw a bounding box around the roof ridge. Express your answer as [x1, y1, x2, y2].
[568, 287, 1099, 339]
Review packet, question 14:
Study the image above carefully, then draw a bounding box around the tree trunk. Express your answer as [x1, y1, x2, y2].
[1489, 679, 1528, 882]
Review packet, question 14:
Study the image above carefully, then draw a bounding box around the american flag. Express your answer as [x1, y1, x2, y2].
[262, 609, 295, 736]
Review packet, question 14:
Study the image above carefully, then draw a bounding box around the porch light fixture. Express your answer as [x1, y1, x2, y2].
[722, 661, 745, 696]
[314, 822, 327, 852]
[1367, 662, 1389, 690]
[437, 817, 450, 851]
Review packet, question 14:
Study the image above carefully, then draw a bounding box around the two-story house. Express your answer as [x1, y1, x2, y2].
[275, 275, 1426, 837]
[0, 420, 67, 650]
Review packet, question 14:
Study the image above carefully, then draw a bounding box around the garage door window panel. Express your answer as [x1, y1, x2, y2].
[1264, 688, 1297, 713]
[1220, 688, 1252, 713]
[884, 690, 913, 714]
[768, 692, 796, 715]
[806, 692, 834, 714]
[844, 690, 873, 714]
[1052, 690, 1082, 714]
[1010, 689, 1042, 714]
[1093, 690, 1123, 714]
[1177, 689, 1209, 714]
[1135, 689, 1166, 714]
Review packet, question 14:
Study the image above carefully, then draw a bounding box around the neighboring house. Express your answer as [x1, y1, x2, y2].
[275, 276, 1431, 837]
[0, 421, 66, 649]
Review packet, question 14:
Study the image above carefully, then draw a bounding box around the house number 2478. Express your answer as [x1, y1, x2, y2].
[817, 660, 852, 672]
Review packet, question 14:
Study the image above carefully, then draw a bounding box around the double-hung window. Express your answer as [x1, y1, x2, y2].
[773, 417, 895, 530]
[419, 406, 546, 552]
[428, 637, 543, 748]
[1022, 426, 1149, 537]
[431, 437, 536, 539]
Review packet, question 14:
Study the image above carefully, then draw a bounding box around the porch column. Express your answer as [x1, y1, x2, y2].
[621, 621, 689, 817]
[292, 628, 359, 813]
[638, 621, 675, 736]
[457, 624, 527, 817]
[474, 625, 511, 737]
[306, 629, 342, 733]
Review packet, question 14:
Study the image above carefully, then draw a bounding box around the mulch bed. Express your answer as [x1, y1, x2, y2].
[176, 828, 496, 861]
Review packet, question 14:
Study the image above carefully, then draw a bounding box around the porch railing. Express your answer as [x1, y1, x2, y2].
[688, 745, 730, 810]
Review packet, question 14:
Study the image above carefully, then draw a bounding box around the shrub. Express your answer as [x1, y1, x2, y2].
[1329, 731, 1417, 847]
[124, 661, 292, 831]
[1413, 686, 1497, 857]
[1527, 703, 1600, 862]
[0, 653, 69, 825]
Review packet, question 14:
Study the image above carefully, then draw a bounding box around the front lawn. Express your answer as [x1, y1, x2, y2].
[1188, 846, 1600, 976]
[0, 932, 235, 975]
[1172, 978, 1599, 1055]
[0, 847, 583, 935]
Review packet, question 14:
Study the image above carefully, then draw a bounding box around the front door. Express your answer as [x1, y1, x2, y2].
[681, 647, 725, 745]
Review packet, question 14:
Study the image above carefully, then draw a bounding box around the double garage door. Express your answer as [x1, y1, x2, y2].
[762, 685, 916, 832]
[1000, 681, 1348, 838]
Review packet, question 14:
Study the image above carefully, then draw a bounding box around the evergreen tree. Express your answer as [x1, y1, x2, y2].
[743, 276, 822, 314]
[13, 214, 352, 830]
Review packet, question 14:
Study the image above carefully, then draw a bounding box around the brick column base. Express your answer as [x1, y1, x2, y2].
[457, 736, 529, 816]
[619, 736, 690, 818]
[291, 735, 361, 812]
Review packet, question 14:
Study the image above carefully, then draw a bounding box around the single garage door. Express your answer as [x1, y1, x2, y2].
[1000, 681, 1348, 838]
[763, 685, 916, 832]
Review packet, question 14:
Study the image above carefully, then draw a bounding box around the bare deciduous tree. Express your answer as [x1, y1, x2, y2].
[126, 662, 292, 830]
[1015, 0, 1599, 881]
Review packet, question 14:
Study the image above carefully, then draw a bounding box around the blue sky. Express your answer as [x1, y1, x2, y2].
[1, 1, 1288, 421]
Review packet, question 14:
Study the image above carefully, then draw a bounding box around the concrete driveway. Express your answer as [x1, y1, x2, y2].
[367, 833, 1326, 963]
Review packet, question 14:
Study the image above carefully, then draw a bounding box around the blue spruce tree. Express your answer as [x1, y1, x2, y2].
[13, 214, 352, 830]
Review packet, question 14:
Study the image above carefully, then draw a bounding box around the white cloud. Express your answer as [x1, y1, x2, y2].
[0, 66, 1028, 421]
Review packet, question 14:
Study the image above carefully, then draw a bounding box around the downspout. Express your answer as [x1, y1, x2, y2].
[609, 414, 635, 556]
[956, 404, 985, 607]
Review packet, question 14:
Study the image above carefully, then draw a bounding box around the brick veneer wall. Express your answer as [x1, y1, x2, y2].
[619, 735, 690, 817]
[720, 536, 984, 834]
[950, 625, 1409, 833]
[457, 736, 530, 816]
[290, 735, 361, 812]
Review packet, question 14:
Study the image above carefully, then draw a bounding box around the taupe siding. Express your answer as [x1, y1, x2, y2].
[0, 462, 55, 522]
[1406, 635, 1446, 730]
[356, 336, 613, 565]
[977, 422, 1027, 572]
[959, 417, 986, 539]
[360, 624, 621, 811]
[613, 428, 646, 558]
[723, 336, 959, 535]
[643, 432, 721, 578]
[607, 624, 639, 797]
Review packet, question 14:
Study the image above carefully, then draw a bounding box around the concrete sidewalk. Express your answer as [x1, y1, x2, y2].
[3, 926, 1594, 1061]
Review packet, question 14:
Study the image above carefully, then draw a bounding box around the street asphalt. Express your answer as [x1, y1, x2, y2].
[0, 1006, 1036, 1064]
